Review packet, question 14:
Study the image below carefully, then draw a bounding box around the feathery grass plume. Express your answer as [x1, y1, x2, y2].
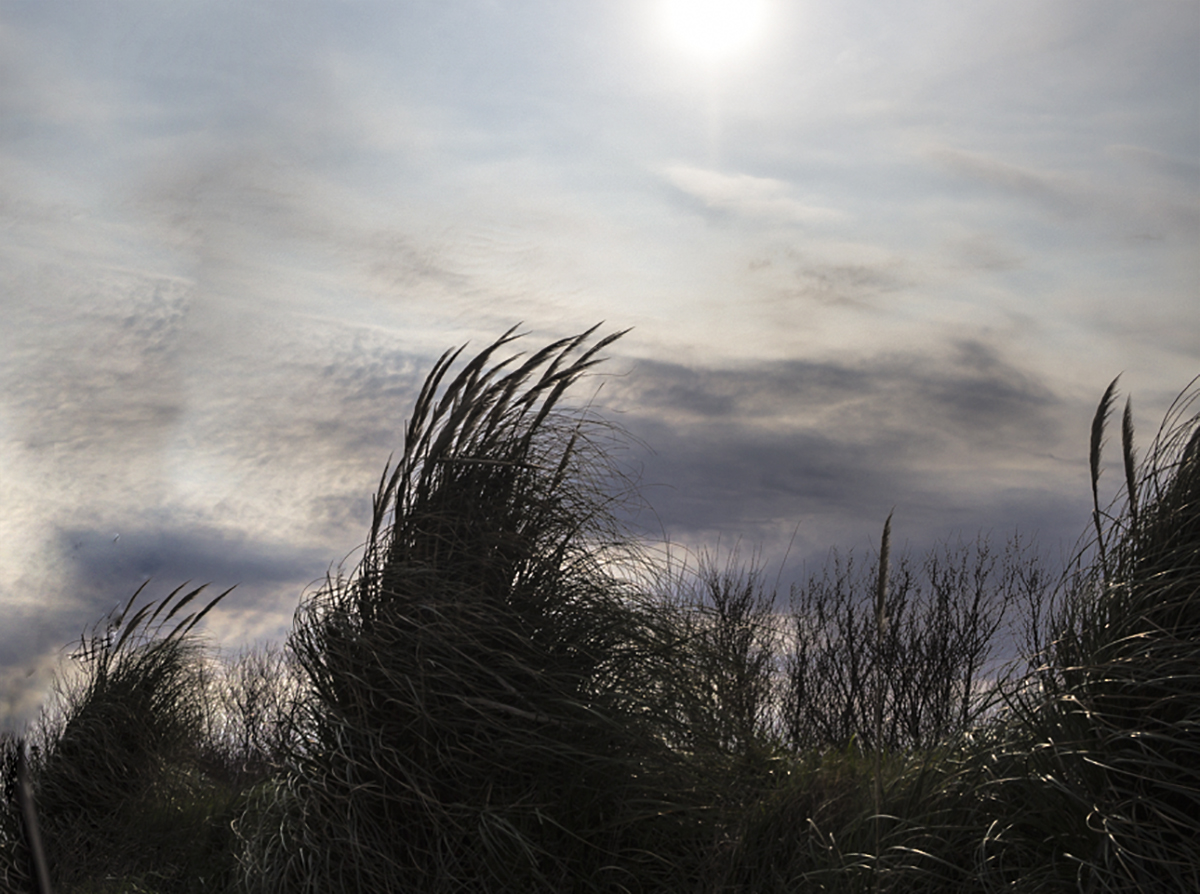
[1091, 375, 1120, 580]
[1122, 395, 1139, 531]
[246, 327, 710, 893]
[21, 581, 235, 892]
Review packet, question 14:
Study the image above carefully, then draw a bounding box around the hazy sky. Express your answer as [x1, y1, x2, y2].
[2, 0, 1197, 726]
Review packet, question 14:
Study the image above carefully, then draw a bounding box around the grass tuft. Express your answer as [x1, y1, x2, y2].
[240, 327, 714, 893]
[11, 583, 238, 892]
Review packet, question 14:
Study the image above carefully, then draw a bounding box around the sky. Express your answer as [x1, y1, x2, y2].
[1, 0, 1197, 727]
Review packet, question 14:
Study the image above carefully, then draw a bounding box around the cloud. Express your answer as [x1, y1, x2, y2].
[3, 269, 189, 458]
[1106, 144, 1200, 187]
[54, 524, 328, 602]
[928, 146, 1200, 239]
[937, 229, 1023, 272]
[2, 0, 1194, 734]
[928, 148, 1087, 216]
[605, 337, 1076, 566]
[662, 163, 848, 225]
[620, 338, 1058, 441]
[755, 248, 915, 309]
[0, 522, 331, 733]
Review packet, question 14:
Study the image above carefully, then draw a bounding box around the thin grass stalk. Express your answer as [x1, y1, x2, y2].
[15, 740, 52, 894]
[874, 511, 892, 892]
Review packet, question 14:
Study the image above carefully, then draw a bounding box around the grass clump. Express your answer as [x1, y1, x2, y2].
[813, 374, 1200, 894]
[238, 326, 712, 893]
[1003, 375, 1200, 890]
[6, 583, 241, 893]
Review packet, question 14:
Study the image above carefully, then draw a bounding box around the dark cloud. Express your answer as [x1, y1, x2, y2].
[13, 524, 311, 687]
[0, 522, 332, 731]
[923, 339, 1059, 434]
[622, 418, 896, 527]
[55, 524, 326, 599]
[606, 339, 1075, 573]
[623, 357, 871, 420]
[24, 523, 327, 653]
[619, 337, 1059, 446]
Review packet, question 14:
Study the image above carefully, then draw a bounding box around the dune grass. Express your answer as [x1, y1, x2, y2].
[3, 332, 1195, 893]
[745, 373, 1200, 894]
[3, 583, 242, 893]
[237, 325, 722, 893]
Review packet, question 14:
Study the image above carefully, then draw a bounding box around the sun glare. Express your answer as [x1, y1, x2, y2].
[661, 0, 769, 62]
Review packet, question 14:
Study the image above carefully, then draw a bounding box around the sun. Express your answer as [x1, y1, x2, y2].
[660, 0, 769, 63]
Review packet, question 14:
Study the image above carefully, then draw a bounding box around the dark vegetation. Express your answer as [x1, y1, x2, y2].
[2, 327, 1197, 892]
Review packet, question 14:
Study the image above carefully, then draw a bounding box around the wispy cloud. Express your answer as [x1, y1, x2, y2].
[1106, 144, 1200, 187]
[928, 148, 1089, 217]
[928, 145, 1200, 238]
[663, 164, 848, 226]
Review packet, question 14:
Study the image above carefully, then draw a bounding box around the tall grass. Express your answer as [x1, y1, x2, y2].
[5, 583, 239, 892]
[238, 327, 716, 893]
[4, 330, 1193, 893]
[1021, 375, 1200, 889]
[822, 374, 1200, 893]
[675, 376, 1198, 894]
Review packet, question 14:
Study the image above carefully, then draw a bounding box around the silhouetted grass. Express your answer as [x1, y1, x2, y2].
[3, 334, 1194, 893]
[237, 326, 717, 893]
[5, 583, 244, 893]
[739, 374, 1199, 894]
[781, 532, 1043, 755]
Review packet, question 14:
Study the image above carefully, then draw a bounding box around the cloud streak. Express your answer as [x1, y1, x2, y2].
[663, 164, 848, 226]
[929, 145, 1200, 238]
[604, 336, 1083, 572]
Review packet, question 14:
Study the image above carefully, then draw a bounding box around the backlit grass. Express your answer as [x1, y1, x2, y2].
[3, 333, 1195, 893]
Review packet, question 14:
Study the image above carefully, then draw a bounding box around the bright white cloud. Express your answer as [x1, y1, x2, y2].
[663, 163, 848, 225]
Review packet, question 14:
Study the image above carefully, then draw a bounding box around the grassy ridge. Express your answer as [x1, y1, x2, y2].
[2, 332, 1196, 892]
